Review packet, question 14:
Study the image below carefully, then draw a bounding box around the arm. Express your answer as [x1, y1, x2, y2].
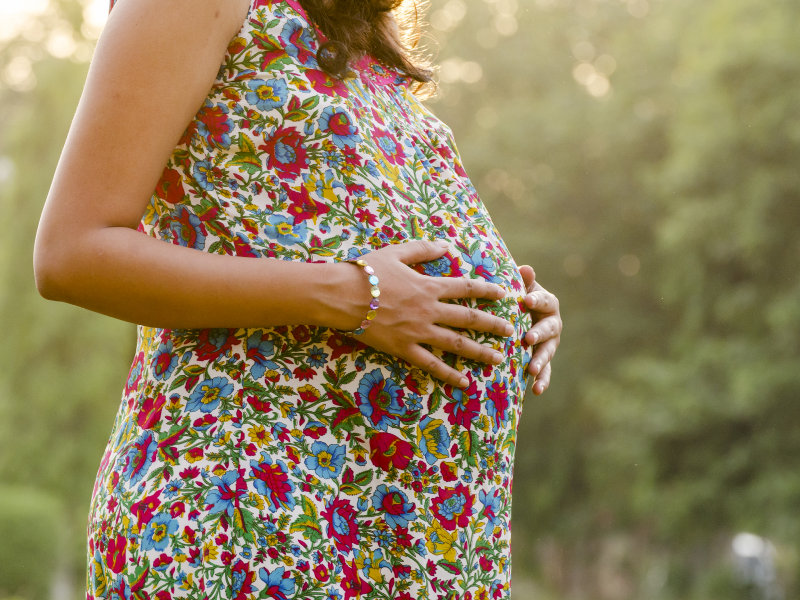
[33, 0, 511, 387]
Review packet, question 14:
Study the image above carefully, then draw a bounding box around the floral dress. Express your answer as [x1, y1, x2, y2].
[88, 1, 533, 599]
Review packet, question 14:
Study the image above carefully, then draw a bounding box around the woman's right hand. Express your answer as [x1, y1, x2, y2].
[330, 240, 514, 388]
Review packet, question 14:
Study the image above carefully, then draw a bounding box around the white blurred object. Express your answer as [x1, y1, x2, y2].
[731, 532, 783, 600]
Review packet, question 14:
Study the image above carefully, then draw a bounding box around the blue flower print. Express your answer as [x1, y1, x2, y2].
[163, 480, 182, 499]
[250, 452, 297, 512]
[258, 565, 296, 600]
[123, 431, 157, 486]
[356, 369, 406, 431]
[371, 484, 416, 529]
[319, 106, 361, 149]
[279, 19, 317, 67]
[245, 78, 288, 111]
[141, 512, 178, 552]
[306, 346, 328, 367]
[305, 441, 346, 479]
[205, 470, 244, 517]
[151, 341, 178, 381]
[246, 331, 278, 379]
[417, 416, 451, 465]
[186, 377, 233, 414]
[107, 575, 132, 600]
[461, 249, 503, 284]
[192, 160, 215, 191]
[169, 205, 206, 250]
[479, 488, 504, 534]
[264, 214, 308, 246]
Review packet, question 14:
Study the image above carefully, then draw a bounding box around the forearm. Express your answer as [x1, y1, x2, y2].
[34, 225, 362, 330]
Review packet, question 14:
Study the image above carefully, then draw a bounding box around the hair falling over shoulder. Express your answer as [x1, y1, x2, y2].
[298, 0, 435, 91]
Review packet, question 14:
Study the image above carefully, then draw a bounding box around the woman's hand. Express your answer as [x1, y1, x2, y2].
[519, 264, 562, 395]
[332, 240, 514, 389]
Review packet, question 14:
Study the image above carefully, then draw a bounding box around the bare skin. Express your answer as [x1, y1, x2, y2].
[34, 0, 562, 390]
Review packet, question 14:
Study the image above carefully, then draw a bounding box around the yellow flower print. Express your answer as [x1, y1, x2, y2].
[202, 541, 219, 562]
[425, 521, 457, 562]
[298, 383, 321, 400]
[248, 424, 271, 447]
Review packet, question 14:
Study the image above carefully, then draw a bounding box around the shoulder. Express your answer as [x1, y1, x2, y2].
[107, 0, 251, 43]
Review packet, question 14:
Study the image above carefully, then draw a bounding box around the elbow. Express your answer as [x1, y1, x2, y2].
[33, 233, 74, 302]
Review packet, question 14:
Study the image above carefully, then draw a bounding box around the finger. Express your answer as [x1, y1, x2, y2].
[436, 276, 507, 301]
[383, 239, 450, 266]
[403, 345, 470, 388]
[518, 264, 535, 293]
[524, 289, 559, 315]
[425, 327, 505, 366]
[532, 362, 551, 395]
[525, 315, 563, 346]
[528, 338, 559, 377]
[438, 303, 514, 337]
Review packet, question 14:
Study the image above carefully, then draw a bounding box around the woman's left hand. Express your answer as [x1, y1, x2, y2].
[519, 265, 562, 395]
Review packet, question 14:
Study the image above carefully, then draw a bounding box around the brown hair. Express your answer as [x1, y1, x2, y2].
[298, 0, 434, 88]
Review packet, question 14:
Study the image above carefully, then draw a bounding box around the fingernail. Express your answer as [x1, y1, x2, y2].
[531, 332, 539, 344]
[532, 362, 541, 374]
[505, 324, 514, 336]
[458, 376, 469, 388]
[437, 240, 450, 248]
[492, 351, 504, 364]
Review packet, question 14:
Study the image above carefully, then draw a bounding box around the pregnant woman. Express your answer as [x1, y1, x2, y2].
[34, 0, 562, 598]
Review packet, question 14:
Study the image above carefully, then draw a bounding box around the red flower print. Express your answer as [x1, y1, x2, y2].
[194, 328, 238, 361]
[154, 553, 173, 569]
[196, 101, 234, 149]
[246, 394, 272, 412]
[155, 167, 185, 205]
[232, 560, 257, 600]
[131, 492, 161, 529]
[105, 533, 127, 574]
[479, 555, 494, 572]
[355, 207, 377, 226]
[321, 498, 360, 552]
[292, 365, 315, 381]
[339, 556, 373, 600]
[260, 126, 308, 177]
[432, 483, 475, 531]
[285, 185, 330, 224]
[313, 563, 330, 582]
[306, 68, 348, 97]
[372, 129, 406, 166]
[443, 378, 481, 430]
[441, 461, 458, 483]
[326, 332, 362, 359]
[368, 432, 414, 472]
[137, 394, 166, 430]
[250, 457, 295, 511]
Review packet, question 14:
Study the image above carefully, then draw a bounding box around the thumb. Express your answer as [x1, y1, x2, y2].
[519, 264, 535, 293]
[384, 239, 450, 266]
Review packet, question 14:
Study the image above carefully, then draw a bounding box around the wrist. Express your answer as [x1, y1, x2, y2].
[308, 261, 372, 330]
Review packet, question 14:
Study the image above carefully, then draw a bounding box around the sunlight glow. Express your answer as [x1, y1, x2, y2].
[0, 0, 49, 41]
[0, 0, 107, 43]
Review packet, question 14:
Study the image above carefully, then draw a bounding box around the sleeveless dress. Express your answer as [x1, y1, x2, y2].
[87, 1, 533, 599]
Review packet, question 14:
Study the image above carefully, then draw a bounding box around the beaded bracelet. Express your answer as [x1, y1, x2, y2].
[347, 258, 381, 335]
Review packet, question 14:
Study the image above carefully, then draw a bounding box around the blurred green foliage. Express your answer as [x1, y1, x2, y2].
[0, 0, 798, 598]
[0, 487, 64, 599]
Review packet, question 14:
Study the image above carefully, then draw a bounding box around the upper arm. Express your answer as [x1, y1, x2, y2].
[38, 0, 250, 237]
